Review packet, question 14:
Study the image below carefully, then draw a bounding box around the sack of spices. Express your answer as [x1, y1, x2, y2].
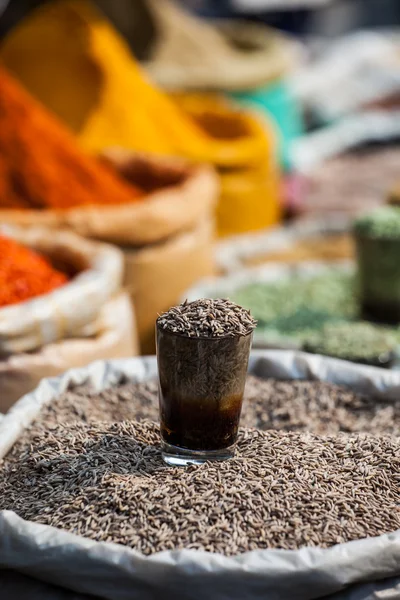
[0, 66, 217, 352]
[77, 149, 216, 353]
[0, 0, 280, 238]
[94, 148, 218, 245]
[142, 0, 294, 92]
[0, 293, 136, 413]
[0, 226, 123, 354]
[184, 260, 400, 366]
[0, 228, 137, 409]
[171, 93, 281, 237]
[0, 67, 218, 247]
[0, 351, 399, 599]
[290, 114, 400, 219]
[70, 150, 216, 353]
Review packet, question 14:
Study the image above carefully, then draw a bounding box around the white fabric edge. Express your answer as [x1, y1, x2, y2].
[0, 510, 399, 600]
[0, 226, 123, 352]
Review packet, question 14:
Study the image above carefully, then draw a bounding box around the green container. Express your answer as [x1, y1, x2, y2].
[356, 234, 400, 324]
[303, 321, 397, 368]
[227, 80, 303, 172]
[354, 207, 400, 324]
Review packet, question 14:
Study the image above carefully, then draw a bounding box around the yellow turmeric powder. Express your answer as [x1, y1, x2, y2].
[0, 0, 210, 158]
[0, 0, 274, 165]
[1, 0, 281, 235]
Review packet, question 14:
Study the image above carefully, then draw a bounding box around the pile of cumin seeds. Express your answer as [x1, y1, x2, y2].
[29, 379, 160, 430]
[241, 376, 400, 437]
[27, 376, 400, 438]
[157, 298, 257, 338]
[0, 420, 399, 555]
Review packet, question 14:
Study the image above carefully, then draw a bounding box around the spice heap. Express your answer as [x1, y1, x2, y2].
[1, 419, 398, 555]
[232, 271, 356, 339]
[157, 298, 257, 338]
[0, 0, 281, 238]
[0, 1, 209, 158]
[304, 322, 396, 366]
[0, 67, 141, 210]
[0, 235, 67, 307]
[37, 380, 159, 428]
[230, 269, 400, 359]
[21, 375, 400, 440]
[242, 376, 400, 436]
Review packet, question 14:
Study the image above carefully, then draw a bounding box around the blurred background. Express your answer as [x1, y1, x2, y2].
[1, 0, 400, 410]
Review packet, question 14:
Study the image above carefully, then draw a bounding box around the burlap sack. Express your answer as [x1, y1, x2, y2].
[171, 94, 281, 236]
[123, 219, 215, 354]
[143, 0, 295, 91]
[0, 293, 137, 413]
[0, 352, 400, 600]
[0, 226, 123, 354]
[0, 153, 218, 246]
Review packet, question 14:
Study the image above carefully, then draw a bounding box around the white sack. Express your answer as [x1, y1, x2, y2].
[0, 351, 400, 599]
[0, 226, 123, 354]
[0, 292, 138, 413]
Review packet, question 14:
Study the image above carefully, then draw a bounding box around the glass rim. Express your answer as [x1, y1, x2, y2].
[155, 322, 254, 341]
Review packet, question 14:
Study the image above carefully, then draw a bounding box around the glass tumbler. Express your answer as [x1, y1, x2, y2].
[156, 325, 252, 466]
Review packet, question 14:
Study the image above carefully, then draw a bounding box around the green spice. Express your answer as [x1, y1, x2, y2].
[220, 269, 400, 357]
[353, 206, 400, 240]
[303, 322, 396, 365]
[230, 271, 357, 342]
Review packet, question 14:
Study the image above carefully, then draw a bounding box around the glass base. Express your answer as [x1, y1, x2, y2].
[161, 441, 235, 466]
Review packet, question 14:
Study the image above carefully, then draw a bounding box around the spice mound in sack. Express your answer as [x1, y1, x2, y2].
[38, 380, 159, 428]
[0, 234, 67, 307]
[232, 271, 357, 335]
[0, 67, 141, 210]
[231, 270, 400, 352]
[242, 376, 400, 436]
[303, 322, 397, 367]
[157, 298, 257, 338]
[1, 420, 399, 555]
[30, 377, 400, 437]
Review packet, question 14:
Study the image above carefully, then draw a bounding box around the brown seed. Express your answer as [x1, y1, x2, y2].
[0, 420, 399, 556]
[1, 376, 399, 556]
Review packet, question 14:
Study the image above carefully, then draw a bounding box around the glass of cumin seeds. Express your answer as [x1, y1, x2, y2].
[156, 298, 256, 466]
